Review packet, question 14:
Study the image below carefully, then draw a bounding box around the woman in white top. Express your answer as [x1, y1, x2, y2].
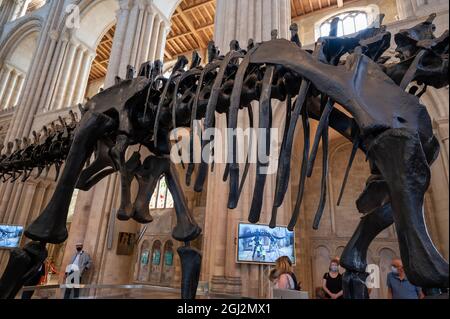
[270, 256, 297, 290]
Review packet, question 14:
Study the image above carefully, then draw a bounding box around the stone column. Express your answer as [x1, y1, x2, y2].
[202, 0, 292, 298]
[104, 0, 132, 88]
[147, 15, 161, 62]
[17, 0, 32, 18]
[155, 21, 169, 62]
[11, 0, 31, 20]
[72, 49, 95, 105]
[42, 34, 69, 111]
[395, 0, 415, 20]
[421, 86, 449, 260]
[0, 69, 18, 109]
[117, 2, 140, 78]
[0, 1, 16, 29]
[214, 0, 290, 53]
[0, 0, 65, 245]
[0, 0, 29, 27]
[51, 40, 78, 110]
[9, 73, 24, 108]
[0, 66, 12, 106]
[138, 8, 156, 66]
[105, 0, 169, 88]
[63, 45, 85, 107]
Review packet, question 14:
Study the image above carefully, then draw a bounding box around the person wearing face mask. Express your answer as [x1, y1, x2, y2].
[387, 258, 424, 299]
[63, 243, 92, 299]
[322, 258, 344, 299]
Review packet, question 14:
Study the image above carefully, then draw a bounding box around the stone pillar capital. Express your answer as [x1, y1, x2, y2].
[119, 0, 133, 11]
[136, 0, 151, 10]
[49, 30, 59, 41]
[69, 37, 81, 48]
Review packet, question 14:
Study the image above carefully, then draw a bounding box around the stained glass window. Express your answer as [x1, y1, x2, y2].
[318, 11, 368, 38]
[149, 176, 175, 209]
[152, 250, 161, 265]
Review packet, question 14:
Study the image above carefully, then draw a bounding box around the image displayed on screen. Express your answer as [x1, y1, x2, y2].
[237, 223, 295, 265]
[0, 225, 24, 249]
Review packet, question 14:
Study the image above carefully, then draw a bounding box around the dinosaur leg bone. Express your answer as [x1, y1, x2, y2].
[166, 160, 202, 242]
[132, 156, 169, 224]
[116, 148, 141, 221]
[369, 128, 449, 288]
[76, 138, 117, 191]
[340, 204, 394, 299]
[25, 111, 116, 244]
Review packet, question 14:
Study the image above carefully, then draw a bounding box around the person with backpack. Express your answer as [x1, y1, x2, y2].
[269, 256, 300, 290]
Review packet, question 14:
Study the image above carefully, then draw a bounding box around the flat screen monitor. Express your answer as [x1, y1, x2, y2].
[237, 223, 296, 265]
[0, 224, 24, 249]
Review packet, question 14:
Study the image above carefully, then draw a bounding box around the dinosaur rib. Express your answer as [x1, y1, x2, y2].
[186, 61, 221, 186]
[288, 108, 310, 231]
[226, 48, 255, 207]
[273, 80, 310, 209]
[313, 97, 332, 230]
[269, 95, 292, 228]
[194, 51, 243, 193]
[337, 137, 360, 206]
[248, 65, 274, 223]
[307, 99, 334, 177]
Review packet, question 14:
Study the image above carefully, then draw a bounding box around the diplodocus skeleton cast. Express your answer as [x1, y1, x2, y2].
[0, 14, 448, 299]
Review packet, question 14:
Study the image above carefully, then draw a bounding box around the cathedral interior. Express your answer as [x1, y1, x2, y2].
[0, 0, 448, 299]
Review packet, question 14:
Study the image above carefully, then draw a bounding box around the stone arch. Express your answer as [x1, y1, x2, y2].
[55, 0, 118, 45]
[70, 0, 119, 51]
[0, 16, 43, 62]
[312, 245, 331, 294]
[154, 0, 183, 19]
[0, 17, 42, 110]
[313, 4, 380, 40]
[328, 138, 371, 238]
[45, 0, 119, 111]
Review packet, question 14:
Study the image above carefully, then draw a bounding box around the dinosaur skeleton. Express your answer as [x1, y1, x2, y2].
[0, 14, 448, 299]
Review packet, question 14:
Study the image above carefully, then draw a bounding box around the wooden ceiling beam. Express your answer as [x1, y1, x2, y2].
[299, 0, 307, 15]
[172, 0, 215, 18]
[308, 0, 314, 12]
[175, 7, 207, 48]
[167, 23, 214, 41]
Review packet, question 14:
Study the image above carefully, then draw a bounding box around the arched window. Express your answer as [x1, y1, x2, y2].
[163, 241, 174, 267]
[149, 176, 174, 209]
[319, 11, 368, 38]
[151, 240, 162, 266]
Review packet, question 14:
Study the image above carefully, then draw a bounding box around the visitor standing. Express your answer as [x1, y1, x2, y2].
[322, 258, 344, 299]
